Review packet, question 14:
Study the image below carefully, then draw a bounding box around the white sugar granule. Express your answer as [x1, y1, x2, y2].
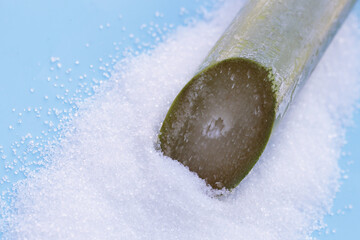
[1, 0, 360, 239]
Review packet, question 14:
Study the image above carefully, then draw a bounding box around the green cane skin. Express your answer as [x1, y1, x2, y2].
[159, 0, 356, 190]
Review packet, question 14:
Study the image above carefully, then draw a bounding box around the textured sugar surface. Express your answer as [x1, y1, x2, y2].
[1, 1, 360, 239]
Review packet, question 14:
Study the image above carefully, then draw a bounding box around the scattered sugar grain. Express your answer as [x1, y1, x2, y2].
[50, 57, 60, 63]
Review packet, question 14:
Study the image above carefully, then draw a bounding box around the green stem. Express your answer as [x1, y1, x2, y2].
[159, 0, 355, 190]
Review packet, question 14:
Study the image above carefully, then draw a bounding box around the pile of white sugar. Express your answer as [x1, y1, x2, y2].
[1, 0, 360, 239]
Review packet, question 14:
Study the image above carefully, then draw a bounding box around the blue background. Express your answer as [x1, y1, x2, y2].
[0, 1, 359, 239]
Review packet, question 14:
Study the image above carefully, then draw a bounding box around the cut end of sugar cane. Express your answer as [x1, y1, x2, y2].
[159, 58, 276, 189]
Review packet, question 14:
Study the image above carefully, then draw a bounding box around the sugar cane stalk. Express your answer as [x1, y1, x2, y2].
[159, 0, 356, 189]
